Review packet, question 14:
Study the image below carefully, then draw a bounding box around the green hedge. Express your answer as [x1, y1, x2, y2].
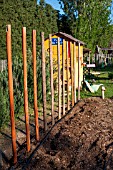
[0, 50, 51, 128]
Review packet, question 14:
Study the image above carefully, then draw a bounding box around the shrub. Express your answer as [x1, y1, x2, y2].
[108, 72, 113, 80]
[0, 70, 9, 128]
[0, 50, 51, 128]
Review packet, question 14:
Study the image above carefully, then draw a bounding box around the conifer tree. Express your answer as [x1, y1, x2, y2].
[0, 0, 59, 59]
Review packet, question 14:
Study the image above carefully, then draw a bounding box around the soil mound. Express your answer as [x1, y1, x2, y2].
[28, 97, 113, 170]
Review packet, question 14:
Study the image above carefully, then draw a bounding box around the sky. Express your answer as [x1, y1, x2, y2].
[110, 1, 113, 23]
[45, 0, 61, 10]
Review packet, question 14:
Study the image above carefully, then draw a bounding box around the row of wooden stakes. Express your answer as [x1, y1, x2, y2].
[6, 25, 81, 164]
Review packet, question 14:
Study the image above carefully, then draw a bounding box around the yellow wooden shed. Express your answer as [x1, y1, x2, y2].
[44, 32, 85, 89]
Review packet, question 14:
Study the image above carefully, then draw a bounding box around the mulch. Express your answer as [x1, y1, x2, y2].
[26, 97, 113, 170]
[1, 97, 113, 170]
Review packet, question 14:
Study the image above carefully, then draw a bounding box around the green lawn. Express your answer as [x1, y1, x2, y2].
[80, 66, 113, 99]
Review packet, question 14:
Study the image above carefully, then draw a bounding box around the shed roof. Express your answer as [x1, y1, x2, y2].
[52, 32, 85, 45]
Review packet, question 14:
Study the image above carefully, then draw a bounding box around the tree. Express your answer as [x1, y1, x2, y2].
[58, 0, 113, 52]
[0, 0, 36, 59]
[35, 0, 58, 40]
[0, 0, 59, 59]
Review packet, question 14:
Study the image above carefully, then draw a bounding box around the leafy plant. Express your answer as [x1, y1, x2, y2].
[0, 70, 9, 128]
[0, 49, 51, 128]
[108, 72, 113, 79]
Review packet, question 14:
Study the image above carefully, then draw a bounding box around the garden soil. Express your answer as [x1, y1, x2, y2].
[1, 97, 113, 170]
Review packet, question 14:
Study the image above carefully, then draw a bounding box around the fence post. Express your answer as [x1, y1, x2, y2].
[74, 42, 76, 103]
[58, 37, 61, 119]
[49, 34, 55, 125]
[41, 32, 47, 131]
[22, 27, 30, 152]
[62, 39, 65, 115]
[71, 43, 74, 107]
[6, 25, 17, 164]
[78, 42, 80, 100]
[66, 41, 69, 111]
[32, 30, 39, 141]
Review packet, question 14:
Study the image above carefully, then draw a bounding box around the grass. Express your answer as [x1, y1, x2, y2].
[80, 66, 113, 99]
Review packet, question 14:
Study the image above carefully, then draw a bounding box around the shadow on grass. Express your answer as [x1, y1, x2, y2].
[94, 66, 113, 72]
[95, 77, 109, 81]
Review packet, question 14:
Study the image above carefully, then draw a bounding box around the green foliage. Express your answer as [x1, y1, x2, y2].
[0, 50, 51, 128]
[57, 14, 72, 34]
[58, 0, 113, 53]
[108, 72, 113, 79]
[0, 70, 9, 128]
[27, 49, 51, 105]
[0, 0, 58, 127]
[0, 88, 9, 128]
[0, 0, 58, 59]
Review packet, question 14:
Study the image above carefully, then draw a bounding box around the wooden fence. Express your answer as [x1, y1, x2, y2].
[0, 60, 7, 71]
[6, 25, 81, 164]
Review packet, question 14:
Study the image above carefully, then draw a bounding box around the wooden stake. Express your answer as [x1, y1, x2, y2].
[58, 37, 61, 119]
[32, 30, 39, 141]
[62, 39, 65, 115]
[71, 43, 74, 106]
[41, 32, 47, 131]
[74, 42, 76, 103]
[6, 25, 17, 164]
[78, 42, 80, 100]
[49, 34, 55, 125]
[66, 41, 69, 111]
[22, 27, 30, 152]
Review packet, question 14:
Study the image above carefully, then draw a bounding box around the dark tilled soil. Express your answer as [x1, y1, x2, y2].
[27, 97, 113, 170]
[1, 97, 113, 170]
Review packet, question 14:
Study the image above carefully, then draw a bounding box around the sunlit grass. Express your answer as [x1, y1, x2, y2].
[81, 66, 113, 99]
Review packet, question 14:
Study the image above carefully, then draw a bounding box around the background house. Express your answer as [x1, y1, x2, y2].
[95, 45, 113, 67]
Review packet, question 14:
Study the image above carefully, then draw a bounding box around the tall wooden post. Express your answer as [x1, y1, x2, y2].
[49, 34, 55, 125]
[22, 27, 30, 152]
[58, 37, 61, 119]
[74, 42, 76, 103]
[78, 42, 80, 100]
[32, 30, 39, 141]
[62, 39, 65, 115]
[89, 51, 90, 64]
[6, 25, 17, 164]
[66, 41, 69, 111]
[41, 32, 47, 131]
[71, 43, 74, 106]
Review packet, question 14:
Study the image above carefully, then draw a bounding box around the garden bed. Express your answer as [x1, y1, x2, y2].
[1, 97, 113, 170]
[27, 97, 113, 170]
